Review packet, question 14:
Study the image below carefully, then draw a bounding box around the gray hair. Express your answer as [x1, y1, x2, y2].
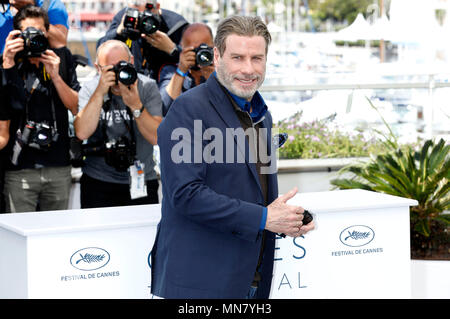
[96, 40, 133, 64]
[214, 15, 271, 56]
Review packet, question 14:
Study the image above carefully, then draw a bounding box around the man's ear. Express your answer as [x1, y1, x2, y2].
[213, 47, 220, 66]
[94, 63, 101, 74]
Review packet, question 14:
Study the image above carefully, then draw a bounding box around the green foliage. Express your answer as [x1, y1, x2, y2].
[331, 98, 449, 259]
[331, 138, 450, 258]
[276, 97, 449, 258]
[275, 111, 388, 159]
[309, 0, 373, 24]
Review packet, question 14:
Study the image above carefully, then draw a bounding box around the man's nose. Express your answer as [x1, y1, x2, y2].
[240, 58, 254, 74]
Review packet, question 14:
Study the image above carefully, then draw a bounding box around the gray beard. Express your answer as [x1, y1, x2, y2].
[215, 62, 264, 100]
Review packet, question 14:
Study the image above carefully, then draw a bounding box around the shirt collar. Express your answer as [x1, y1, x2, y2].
[213, 72, 268, 123]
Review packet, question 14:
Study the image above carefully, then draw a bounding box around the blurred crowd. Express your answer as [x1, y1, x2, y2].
[0, 0, 215, 212]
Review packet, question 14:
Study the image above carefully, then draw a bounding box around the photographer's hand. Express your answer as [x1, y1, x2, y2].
[39, 50, 78, 115]
[38, 50, 60, 79]
[116, 14, 126, 36]
[199, 64, 215, 81]
[163, 47, 195, 101]
[97, 65, 116, 95]
[118, 80, 142, 111]
[74, 65, 115, 140]
[178, 46, 196, 74]
[144, 31, 176, 54]
[118, 80, 162, 145]
[2, 30, 24, 69]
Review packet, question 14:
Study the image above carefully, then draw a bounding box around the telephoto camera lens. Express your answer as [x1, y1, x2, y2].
[139, 12, 160, 35]
[21, 27, 48, 57]
[34, 123, 52, 147]
[113, 61, 138, 86]
[194, 43, 214, 67]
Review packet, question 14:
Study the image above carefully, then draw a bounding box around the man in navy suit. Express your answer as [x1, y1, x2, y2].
[151, 15, 315, 299]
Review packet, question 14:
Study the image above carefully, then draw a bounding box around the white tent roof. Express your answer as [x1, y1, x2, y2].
[335, 13, 372, 41]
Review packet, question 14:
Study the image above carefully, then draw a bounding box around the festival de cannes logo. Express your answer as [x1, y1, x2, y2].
[70, 247, 110, 271]
[339, 225, 375, 247]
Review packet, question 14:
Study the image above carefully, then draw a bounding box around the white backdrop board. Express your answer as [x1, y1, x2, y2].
[0, 205, 160, 299]
[269, 189, 417, 298]
[0, 190, 417, 299]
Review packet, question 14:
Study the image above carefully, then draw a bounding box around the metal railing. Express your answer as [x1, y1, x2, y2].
[260, 75, 450, 140]
[76, 69, 450, 140]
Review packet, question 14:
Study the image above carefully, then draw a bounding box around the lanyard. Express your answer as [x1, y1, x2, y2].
[23, 72, 58, 133]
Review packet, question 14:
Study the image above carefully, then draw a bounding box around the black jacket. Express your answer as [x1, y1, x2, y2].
[0, 47, 80, 170]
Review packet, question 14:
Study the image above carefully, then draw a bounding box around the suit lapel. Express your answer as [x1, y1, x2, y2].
[205, 76, 264, 200]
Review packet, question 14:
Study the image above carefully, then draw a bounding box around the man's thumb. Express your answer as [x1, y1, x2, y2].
[277, 187, 298, 203]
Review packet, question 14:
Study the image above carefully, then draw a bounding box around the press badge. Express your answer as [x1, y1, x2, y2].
[129, 160, 147, 199]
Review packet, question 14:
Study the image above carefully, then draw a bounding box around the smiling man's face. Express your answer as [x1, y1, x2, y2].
[214, 34, 267, 101]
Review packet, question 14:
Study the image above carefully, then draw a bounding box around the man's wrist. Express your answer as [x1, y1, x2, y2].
[130, 102, 143, 111]
[93, 86, 109, 103]
[50, 73, 63, 84]
[2, 58, 15, 69]
[260, 207, 267, 231]
[176, 67, 189, 77]
[168, 44, 178, 56]
[131, 103, 145, 119]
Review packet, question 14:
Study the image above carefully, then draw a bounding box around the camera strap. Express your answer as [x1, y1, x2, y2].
[24, 76, 40, 121]
[23, 74, 58, 135]
[101, 90, 137, 150]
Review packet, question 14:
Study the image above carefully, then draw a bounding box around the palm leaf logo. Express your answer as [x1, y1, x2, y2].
[76, 253, 105, 264]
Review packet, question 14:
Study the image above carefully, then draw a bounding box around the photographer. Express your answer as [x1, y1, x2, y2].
[158, 23, 214, 116]
[0, 5, 79, 213]
[1, 0, 70, 53]
[97, 0, 189, 80]
[74, 40, 163, 209]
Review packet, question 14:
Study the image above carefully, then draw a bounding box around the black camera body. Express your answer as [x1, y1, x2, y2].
[123, 5, 161, 40]
[193, 43, 213, 68]
[75, 135, 137, 171]
[113, 61, 138, 85]
[104, 136, 136, 172]
[10, 120, 58, 165]
[22, 120, 58, 151]
[18, 27, 49, 57]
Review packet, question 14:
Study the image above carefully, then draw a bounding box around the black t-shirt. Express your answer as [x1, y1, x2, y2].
[1, 47, 81, 170]
[0, 69, 8, 121]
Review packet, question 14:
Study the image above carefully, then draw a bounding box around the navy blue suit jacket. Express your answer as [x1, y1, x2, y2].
[151, 75, 278, 299]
